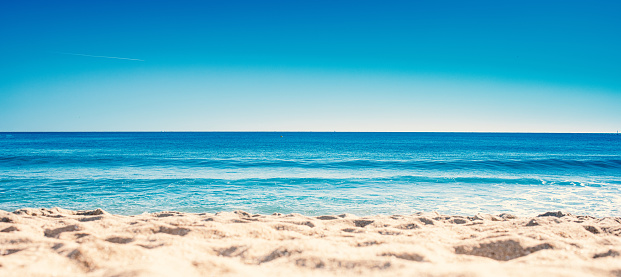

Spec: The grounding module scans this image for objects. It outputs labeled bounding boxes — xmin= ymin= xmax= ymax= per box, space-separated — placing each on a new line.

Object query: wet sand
xmin=1 ymin=208 xmax=620 ymax=276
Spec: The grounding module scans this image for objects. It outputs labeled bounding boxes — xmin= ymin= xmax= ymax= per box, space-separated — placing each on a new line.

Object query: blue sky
xmin=1 ymin=0 xmax=620 ymax=132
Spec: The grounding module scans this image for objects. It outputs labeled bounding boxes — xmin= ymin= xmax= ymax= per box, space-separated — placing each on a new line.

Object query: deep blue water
xmin=1 ymin=132 xmax=620 ymax=216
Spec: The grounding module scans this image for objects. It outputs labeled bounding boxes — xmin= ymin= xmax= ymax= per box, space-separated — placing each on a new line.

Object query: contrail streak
xmin=54 ymin=52 xmax=144 ymax=61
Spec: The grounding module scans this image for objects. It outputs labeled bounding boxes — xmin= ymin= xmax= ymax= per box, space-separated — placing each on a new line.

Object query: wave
xmin=0 ymin=175 xmax=612 ymax=189
xmin=2 ymin=155 xmax=620 ymax=171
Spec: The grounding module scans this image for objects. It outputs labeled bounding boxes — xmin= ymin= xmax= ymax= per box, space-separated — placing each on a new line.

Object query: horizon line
xmin=0 ymin=131 xmax=618 ymax=134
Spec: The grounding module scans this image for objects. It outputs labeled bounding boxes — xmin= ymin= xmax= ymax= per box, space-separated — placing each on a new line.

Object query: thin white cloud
xmin=54 ymin=52 xmax=144 ymax=61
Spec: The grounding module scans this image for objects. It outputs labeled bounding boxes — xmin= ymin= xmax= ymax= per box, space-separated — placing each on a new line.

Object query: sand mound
xmin=1 ymin=208 xmax=620 ymax=276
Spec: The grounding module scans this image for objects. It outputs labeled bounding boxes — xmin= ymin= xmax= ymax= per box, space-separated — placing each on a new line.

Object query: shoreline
xmin=1 ymin=208 xmax=620 ymax=276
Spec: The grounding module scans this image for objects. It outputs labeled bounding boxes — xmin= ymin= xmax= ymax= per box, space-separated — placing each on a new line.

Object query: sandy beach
xmin=0 ymin=208 xmax=619 ymax=277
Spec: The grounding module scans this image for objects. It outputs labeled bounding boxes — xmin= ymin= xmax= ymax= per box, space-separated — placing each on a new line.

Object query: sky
xmin=1 ymin=0 xmax=620 ymax=132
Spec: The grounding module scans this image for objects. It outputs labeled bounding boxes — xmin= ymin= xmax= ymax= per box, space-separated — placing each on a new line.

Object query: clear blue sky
xmin=1 ymin=0 xmax=620 ymax=132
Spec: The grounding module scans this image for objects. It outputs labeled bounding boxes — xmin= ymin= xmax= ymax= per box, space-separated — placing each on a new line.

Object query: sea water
xmin=0 ymin=132 xmax=620 ymax=216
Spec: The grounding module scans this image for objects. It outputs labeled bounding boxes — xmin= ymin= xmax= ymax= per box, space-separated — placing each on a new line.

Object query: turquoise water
xmin=1 ymin=132 xmax=620 ymax=216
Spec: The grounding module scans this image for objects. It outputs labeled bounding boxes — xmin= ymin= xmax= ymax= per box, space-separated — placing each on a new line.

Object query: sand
xmin=0 ymin=208 xmax=620 ymax=277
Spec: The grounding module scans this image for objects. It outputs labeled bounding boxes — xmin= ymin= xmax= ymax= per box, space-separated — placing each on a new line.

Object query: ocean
xmin=0 ymin=132 xmax=619 ymax=216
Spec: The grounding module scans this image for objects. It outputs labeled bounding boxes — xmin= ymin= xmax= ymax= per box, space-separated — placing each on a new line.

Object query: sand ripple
xmin=1 ymin=208 xmax=620 ymax=276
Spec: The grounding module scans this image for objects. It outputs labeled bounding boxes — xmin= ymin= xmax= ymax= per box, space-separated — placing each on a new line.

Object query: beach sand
xmin=0 ymin=208 xmax=620 ymax=276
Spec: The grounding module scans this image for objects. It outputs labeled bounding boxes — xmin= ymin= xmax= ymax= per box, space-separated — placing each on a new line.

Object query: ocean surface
xmin=0 ymin=132 xmax=620 ymax=217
